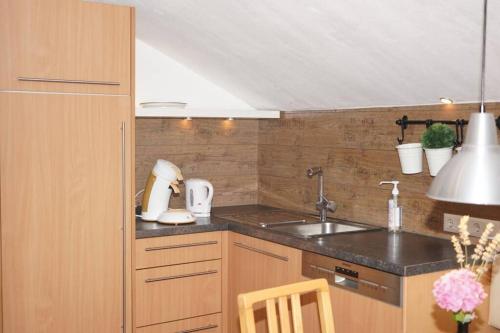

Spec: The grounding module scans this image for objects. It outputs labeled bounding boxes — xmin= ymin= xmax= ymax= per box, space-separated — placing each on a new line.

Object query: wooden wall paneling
xmin=258 ymin=103 xmax=500 ymax=237
xmin=0 ymin=0 xmax=131 ymax=95
xmin=135 ymin=118 xmax=259 ymax=207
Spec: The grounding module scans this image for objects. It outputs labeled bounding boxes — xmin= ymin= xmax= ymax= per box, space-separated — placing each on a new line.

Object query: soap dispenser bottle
xmin=379 ymin=181 xmax=402 ymax=232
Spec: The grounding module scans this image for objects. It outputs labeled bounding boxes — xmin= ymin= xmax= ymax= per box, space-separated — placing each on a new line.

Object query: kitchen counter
xmin=135 ymin=205 xmax=457 ymax=276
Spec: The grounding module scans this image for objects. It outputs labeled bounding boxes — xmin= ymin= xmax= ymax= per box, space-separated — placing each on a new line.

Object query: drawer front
xmin=136 ymin=313 xmax=222 ymax=333
xmin=136 ymin=260 xmax=222 ymax=327
xmin=136 ymin=232 xmax=222 ymax=269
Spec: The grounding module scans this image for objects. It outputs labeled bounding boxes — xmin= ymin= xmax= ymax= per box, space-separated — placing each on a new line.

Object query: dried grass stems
xmin=453 ymin=216 xmax=500 ymax=280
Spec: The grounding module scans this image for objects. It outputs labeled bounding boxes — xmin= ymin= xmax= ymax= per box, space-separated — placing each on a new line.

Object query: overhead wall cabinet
xmin=0 ymin=0 xmax=135 ymax=332
xmin=0 ymin=0 xmax=132 ymax=95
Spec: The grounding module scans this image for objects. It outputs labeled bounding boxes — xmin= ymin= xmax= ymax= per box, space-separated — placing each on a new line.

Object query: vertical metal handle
xmin=121 ymin=122 xmax=127 ymax=333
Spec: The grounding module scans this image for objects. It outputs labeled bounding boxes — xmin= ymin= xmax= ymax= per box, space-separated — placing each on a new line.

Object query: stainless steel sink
xmin=259 ymin=219 xmax=379 ymax=239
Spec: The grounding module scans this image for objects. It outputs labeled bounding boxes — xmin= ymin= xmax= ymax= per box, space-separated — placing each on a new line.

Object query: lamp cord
xmin=480 ymin=0 xmax=488 ymax=113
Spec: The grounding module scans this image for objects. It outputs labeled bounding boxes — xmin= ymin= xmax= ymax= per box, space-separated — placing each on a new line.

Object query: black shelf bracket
xmin=395 ymin=115 xmax=500 ymax=146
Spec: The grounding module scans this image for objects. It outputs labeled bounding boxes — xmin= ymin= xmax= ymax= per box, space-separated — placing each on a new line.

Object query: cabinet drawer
xmin=136 ymin=313 xmax=222 ymax=333
xmin=136 ymin=232 xmax=222 ymax=269
xmin=136 ymin=260 xmax=222 ymax=327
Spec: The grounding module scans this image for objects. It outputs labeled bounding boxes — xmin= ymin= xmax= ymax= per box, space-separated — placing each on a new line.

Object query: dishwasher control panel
xmin=302 ymin=251 xmax=402 ymax=307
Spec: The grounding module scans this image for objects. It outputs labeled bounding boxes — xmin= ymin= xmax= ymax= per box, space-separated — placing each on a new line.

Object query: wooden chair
xmin=238 ymin=278 xmax=335 ymax=333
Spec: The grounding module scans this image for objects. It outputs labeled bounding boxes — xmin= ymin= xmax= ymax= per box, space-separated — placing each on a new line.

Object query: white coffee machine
xmin=185 ymin=179 xmax=214 ymax=217
xmin=141 ymin=160 xmax=195 ymax=223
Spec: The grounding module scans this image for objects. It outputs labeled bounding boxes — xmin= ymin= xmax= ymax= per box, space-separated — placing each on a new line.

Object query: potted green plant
xmin=421 ymin=124 xmax=456 ymax=176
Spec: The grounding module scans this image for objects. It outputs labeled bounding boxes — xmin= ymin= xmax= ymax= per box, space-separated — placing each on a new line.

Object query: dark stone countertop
xmin=135 ymin=205 xmax=457 ymax=276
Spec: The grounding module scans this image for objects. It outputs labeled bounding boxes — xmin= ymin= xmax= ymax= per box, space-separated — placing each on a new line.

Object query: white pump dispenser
xmin=379 ymin=181 xmax=402 ymax=232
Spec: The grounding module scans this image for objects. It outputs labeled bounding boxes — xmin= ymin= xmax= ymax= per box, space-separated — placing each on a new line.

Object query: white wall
xmin=136 ymin=39 xmax=254 ymax=110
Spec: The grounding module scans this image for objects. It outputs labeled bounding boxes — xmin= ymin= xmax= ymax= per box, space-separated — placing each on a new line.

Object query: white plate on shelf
xmin=157 ymin=209 xmax=196 ymax=224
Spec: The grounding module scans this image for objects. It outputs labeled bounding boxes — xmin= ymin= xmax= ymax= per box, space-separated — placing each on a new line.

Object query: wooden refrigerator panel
xmin=0 ymin=92 xmax=131 ymax=333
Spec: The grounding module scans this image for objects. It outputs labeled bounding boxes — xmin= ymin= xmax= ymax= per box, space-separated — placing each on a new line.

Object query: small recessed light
xmin=185 ymin=117 xmax=192 ymax=121
xmin=227 ymin=117 xmax=234 ymax=121
xmin=440 ymin=97 xmax=454 ymax=104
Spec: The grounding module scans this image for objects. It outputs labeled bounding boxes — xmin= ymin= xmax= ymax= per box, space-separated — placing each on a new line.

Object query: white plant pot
xmin=396 ymin=143 xmax=423 ymax=174
xmin=424 ymin=147 xmax=453 ymax=176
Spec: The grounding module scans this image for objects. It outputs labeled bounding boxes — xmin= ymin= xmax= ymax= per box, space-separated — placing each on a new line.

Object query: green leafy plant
xmin=421 ymin=124 xmax=456 ymax=149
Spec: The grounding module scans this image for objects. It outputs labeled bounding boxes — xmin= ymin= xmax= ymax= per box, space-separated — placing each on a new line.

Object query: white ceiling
xmin=98 ymin=0 xmax=500 ymax=111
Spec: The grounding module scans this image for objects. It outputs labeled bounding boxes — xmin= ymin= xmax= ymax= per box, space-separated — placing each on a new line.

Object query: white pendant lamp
xmin=427 ymin=0 xmax=500 ymax=205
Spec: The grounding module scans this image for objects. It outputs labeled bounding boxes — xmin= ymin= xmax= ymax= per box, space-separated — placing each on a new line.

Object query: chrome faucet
xmin=306 ymin=167 xmax=337 ymax=222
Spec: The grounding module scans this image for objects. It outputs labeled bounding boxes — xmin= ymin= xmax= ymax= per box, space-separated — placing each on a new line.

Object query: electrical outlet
xmin=443 ymin=213 xmax=500 ymax=238
xmin=443 ymin=213 xmax=460 ymax=233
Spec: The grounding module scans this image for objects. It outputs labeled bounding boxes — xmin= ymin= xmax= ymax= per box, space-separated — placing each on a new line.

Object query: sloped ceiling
xmin=99 ymin=0 xmax=500 ymax=111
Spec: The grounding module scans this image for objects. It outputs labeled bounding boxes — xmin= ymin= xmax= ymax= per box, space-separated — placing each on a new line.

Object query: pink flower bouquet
xmin=433 ymin=269 xmax=487 ymax=323
xmin=433 ymin=216 xmax=500 ymax=326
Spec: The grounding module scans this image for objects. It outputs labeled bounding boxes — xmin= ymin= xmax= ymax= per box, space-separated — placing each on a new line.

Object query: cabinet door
xmin=0 ymin=92 xmax=132 ymax=333
xmin=331 ymin=286 xmax=402 ymax=333
xmin=228 ymin=233 xmax=303 ymax=333
xmin=0 ymin=0 xmax=131 ymax=94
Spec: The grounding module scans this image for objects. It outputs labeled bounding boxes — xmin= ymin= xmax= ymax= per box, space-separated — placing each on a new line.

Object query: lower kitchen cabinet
xmin=136 ymin=231 xmax=496 ymax=333
xmin=330 ymin=286 xmax=402 ymax=333
xmin=136 ymin=260 xmax=222 ymax=327
xmin=135 ymin=313 xmax=222 ymax=333
xmin=228 ymin=233 xmax=401 ymax=333
xmin=228 ymin=233 xmax=315 ymax=333
xmin=135 ymin=231 xmax=225 ymax=332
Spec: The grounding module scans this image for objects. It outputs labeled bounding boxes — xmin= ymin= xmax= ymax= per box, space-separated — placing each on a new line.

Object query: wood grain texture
xmin=403 ymin=270 xmax=496 ymax=333
xmin=258 ymin=103 xmax=500 ymax=237
xmin=135 ymin=260 xmax=222 ymax=327
xmin=0 ymin=92 xmax=131 ymax=333
xmin=228 ymin=233 xmax=303 ymax=333
xmin=228 ymin=233 xmax=320 ymax=333
xmin=135 ymin=313 xmax=222 ymax=333
xmin=135 ymin=232 xmax=222 ymax=269
xmin=136 ymin=118 xmax=258 ymax=207
xmin=221 ymin=231 xmax=230 ymax=333
xmin=237 ymin=279 xmax=334 ymax=333
xmin=0 ymin=0 xmax=131 ymax=94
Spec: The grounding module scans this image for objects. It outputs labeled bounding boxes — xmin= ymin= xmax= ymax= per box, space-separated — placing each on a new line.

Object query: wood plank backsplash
xmin=258 ymin=103 xmax=500 ymax=237
xmin=136 ymin=104 xmax=500 ymax=237
xmin=136 ymin=118 xmax=258 ymax=208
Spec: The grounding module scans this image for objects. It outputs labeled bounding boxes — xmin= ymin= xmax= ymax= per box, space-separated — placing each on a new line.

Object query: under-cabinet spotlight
xmin=185 ymin=117 xmax=192 ymax=121
xmin=227 ymin=117 xmax=234 ymax=121
xmin=439 ymin=97 xmax=454 ymax=104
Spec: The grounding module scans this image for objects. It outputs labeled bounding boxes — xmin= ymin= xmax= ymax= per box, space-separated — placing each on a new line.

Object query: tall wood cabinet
xmin=0 ymin=1 xmax=134 ymax=332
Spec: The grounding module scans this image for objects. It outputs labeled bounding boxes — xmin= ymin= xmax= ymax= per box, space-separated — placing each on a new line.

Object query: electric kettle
xmin=185 ymin=179 xmax=214 ymax=217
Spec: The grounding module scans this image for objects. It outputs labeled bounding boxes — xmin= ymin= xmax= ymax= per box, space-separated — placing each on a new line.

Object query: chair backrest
xmin=237 ymin=278 xmax=335 ymax=333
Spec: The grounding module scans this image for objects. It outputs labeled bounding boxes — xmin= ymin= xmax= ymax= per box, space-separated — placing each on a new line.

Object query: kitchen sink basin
xmin=259 ymin=219 xmax=380 ymax=239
